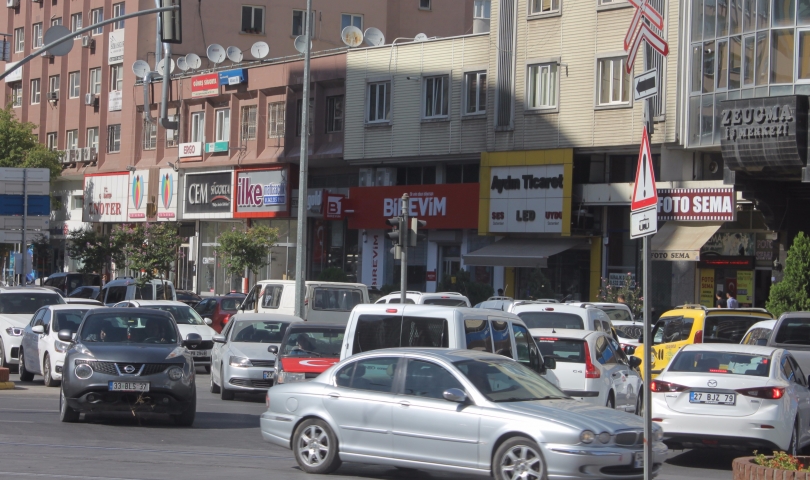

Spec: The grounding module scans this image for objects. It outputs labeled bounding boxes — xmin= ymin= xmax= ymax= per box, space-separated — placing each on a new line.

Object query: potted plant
xmin=732 ymin=451 xmax=810 ymax=480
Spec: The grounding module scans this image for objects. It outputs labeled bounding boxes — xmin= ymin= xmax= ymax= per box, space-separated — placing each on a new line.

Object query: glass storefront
xmin=252 ymin=219 xmax=298 ymax=281
xmin=513 ymin=249 xmax=591 ymax=301
xmin=309 ymin=219 xmax=359 ymax=282
xmin=199 ymin=221 xmax=244 ymax=295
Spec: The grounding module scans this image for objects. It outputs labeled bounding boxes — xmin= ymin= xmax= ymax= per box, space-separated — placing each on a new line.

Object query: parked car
xmin=58 ymin=307 xmax=200 ymax=425
xmin=64 ymin=298 xmax=103 ymax=306
xmin=375 ymin=291 xmax=471 ymax=307
xmin=67 ymin=286 xmax=100 ymax=299
xmin=43 ymin=273 xmax=101 ymax=296
xmin=210 ymin=313 xmax=302 ymax=400
xmin=512 ymin=302 xmax=614 ymax=332
xmin=113 ymin=300 xmax=217 ymax=372
xmin=0 ymin=287 xmax=65 ymax=369
xmin=96 ymin=278 xmax=177 ymax=306
xmin=175 ymin=290 xmax=202 ymax=307
xmin=274 ymin=323 xmax=345 ymax=385
xmin=535 ymin=330 xmax=643 ymax=412
xmin=194 ymin=296 xmax=243 ymax=333
xmin=741 ymin=319 xmax=777 ymax=346
xmin=239 ymin=280 xmax=369 ymax=324
xmin=261 ymin=348 xmax=667 ymax=478
xmin=766 ymin=313 xmax=810 ymax=376
xmin=18 ymin=304 xmax=104 ymax=386
xmin=651 ymin=343 xmax=810 ymax=456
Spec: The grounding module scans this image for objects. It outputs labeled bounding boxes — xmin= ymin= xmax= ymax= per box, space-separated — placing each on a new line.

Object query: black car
xmin=68 ymin=286 xmax=100 ymax=299
xmin=58 ymin=308 xmax=200 ymax=426
xmin=176 ymin=290 xmax=202 ymax=307
xmin=44 ymin=273 xmax=101 ymax=296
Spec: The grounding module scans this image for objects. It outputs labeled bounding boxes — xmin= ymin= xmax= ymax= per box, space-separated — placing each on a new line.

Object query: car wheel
xmin=43 ymin=354 xmax=59 ymax=387
xmin=494 ymin=436 xmax=546 ymax=480
xmin=635 ymin=392 xmax=643 ymax=416
xmin=203 ymin=365 xmax=211 ymax=374
xmin=293 ymin=418 xmax=342 ymax=474
xmin=173 ymin=389 xmax=196 ymax=427
xmin=18 ymin=348 xmax=34 ymax=382
xmin=59 ymin=387 xmax=80 ymax=423
xmin=220 ymin=365 xmax=234 ymax=401
xmin=209 ymin=369 xmax=220 ymax=394
xmin=606 ymin=392 xmax=615 ymax=409
xmin=789 ymin=419 xmax=800 ymax=457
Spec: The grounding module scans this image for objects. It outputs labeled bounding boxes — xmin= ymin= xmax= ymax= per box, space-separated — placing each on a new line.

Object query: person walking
xmin=715 ymin=292 xmax=726 ymax=308
xmin=726 ymin=292 xmax=739 ymax=309
xmin=617 ymin=294 xmax=626 ymax=304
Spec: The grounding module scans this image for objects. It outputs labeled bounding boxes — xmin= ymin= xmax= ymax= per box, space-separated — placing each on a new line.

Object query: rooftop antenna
xmin=341 ymin=26 xmax=363 ymax=47
xmin=176 ymin=56 xmax=189 ymax=71
xmin=156 ymin=57 xmax=175 ymax=76
xmin=206 ymin=44 xmax=226 ymax=69
xmin=363 ymin=27 xmax=385 ymax=47
xmin=132 ymin=60 xmax=150 ymax=79
xmin=185 ymin=53 xmax=202 ymax=72
xmin=414 ymin=33 xmax=428 ymax=42
xmin=250 ymin=41 xmax=269 ymax=59
xmin=293 ymin=35 xmax=311 ymax=54
xmin=226 ymin=46 xmax=243 ymax=64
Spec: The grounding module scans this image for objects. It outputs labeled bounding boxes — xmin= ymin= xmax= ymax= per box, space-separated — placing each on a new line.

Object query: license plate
xmin=634 ymin=452 xmax=643 ymax=468
xmin=262 ymin=371 xmax=274 ymax=380
xmin=188 ymin=349 xmax=211 ymax=357
xmin=689 ymin=391 xmax=736 ymax=405
xmin=108 ymin=381 xmax=150 ymax=392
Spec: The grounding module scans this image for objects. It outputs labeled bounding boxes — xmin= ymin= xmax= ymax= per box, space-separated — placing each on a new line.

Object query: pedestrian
xmin=102 ymin=273 xmax=109 ymax=286
xmin=497 ymin=288 xmax=504 ymax=296
xmin=715 ymin=292 xmax=726 ymax=308
xmin=617 ymin=294 xmax=626 ymax=304
xmin=726 ymin=291 xmax=739 ymax=309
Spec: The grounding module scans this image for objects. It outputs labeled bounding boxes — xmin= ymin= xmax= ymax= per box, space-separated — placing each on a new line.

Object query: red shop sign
xmin=657 ymin=188 xmax=735 ymax=222
xmin=191 ymin=73 xmax=220 ymax=98
xmin=347 ymin=183 xmax=479 ymax=230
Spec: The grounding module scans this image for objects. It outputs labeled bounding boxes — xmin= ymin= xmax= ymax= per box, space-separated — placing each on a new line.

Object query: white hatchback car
xmin=741 ymin=319 xmax=777 ymax=346
xmin=536 ymin=329 xmax=643 ymax=412
xmin=651 ymin=343 xmax=810 ymax=455
xmin=18 ymin=304 xmax=104 ymax=386
xmin=512 ymin=302 xmax=614 ymax=332
xmin=0 ymin=287 xmax=65 ymax=370
xmin=375 ymin=291 xmax=471 ymax=307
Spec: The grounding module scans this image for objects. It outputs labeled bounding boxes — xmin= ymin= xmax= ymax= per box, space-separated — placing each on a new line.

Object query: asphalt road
xmin=0 ymin=370 xmax=741 ymax=480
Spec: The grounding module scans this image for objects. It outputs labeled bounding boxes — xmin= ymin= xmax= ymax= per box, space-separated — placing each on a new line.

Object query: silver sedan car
xmin=261 ymin=348 xmax=667 ymax=480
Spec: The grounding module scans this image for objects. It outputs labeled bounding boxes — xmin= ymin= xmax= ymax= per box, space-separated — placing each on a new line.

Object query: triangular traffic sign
xmin=631 ymin=126 xmax=657 ymax=211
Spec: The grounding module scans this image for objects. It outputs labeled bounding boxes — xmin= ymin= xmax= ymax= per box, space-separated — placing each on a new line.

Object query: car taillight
xmin=582 ymin=342 xmax=600 ymax=378
xmin=693 ymin=329 xmax=703 ymax=343
xmin=736 ymin=387 xmax=785 ymax=399
xmin=650 ymin=380 xmax=689 ymax=392
xmin=222 ymin=314 xmax=231 ymax=324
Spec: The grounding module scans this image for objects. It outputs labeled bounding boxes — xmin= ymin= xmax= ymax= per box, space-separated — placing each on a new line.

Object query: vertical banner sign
xmin=156 ymin=168 xmax=178 ymax=221
xmin=108 ymin=29 xmax=125 ymax=65
xmin=700 ymin=269 xmax=715 ymax=308
xmin=361 ymin=230 xmax=385 ymax=288
xmin=128 ymin=170 xmax=149 ymax=221
xmin=737 ymin=270 xmax=754 ymax=305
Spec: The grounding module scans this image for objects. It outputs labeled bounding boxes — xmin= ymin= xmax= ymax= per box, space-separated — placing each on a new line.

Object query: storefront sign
xmin=608 ymin=273 xmax=636 ymax=287
xmin=426 ymin=271 xmax=437 ymax=282
xmin=127 ymin=170 xmax=149 ymax=221
xmin=737 ymin=270 xmax=754 ymax=304
xmin=234 ymin=168 xmax=288 ymax=218
xmin=108 ymin=90 xmax=122 ymax=112
xmin=700 ymin=269 xmax=715 ymax=308
xmin=324 ymin=193 xmax=345 ymax=220
xmin=347 ymin=183 xmax=479 ymax=230
xmin=4 ymin=62 xmax=21 ymax=83
xmin=191 ymin=73 xmax=220 ymax=98
xmin=218 ymin=69 xmax=246 ymax=86
xmin=83 ymin=173 xmax=129 ymax=222
xmin=698 ymin=256 xmax=756 ymax=269
xmin=720 ymin=96 xmax=808 ymax=170
xmin=205 ymin=141 xmax=229 ymax=153
xmin=657 ymin=188 xmax=735 ymax=221
xmin=157 ymin=169 xmax=178 ymax=221
xmin=179 ymin=142 xmax=203 ymax=160
xmin=485 ymin=165 xmax=567 ymax=234
xmin=183 ymin=171 xmax=233 ymax=218
xmin=108 ymin=29 xmax=125 ymax=65
xmin=361 ymin=230 xmax=385 ymax=288
xmin=702 ymin=232 xmax=755 ymax=256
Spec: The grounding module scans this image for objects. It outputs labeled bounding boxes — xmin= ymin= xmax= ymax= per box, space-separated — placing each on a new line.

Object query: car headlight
xmin=54 ymin=340 xmax=70 ymax=353
xmin=165 ymin=346 xmax=186 ymax=359
xmin=4 ymin=327 xmax=23 ymax=336
xmin=229 ymin=356 xmax=252 ymax=367
xmin=75 ymin=344 xmax=94 ymax=357
xmin=653 ymin=428 xmax=664 ymax=442
xmin=277 ymin=371 xmax=305 ymax=384
xmin=597 ymin=432 xmax=611 ymax=444
xmin=167 ymin=366 xmax=183 ymax=381
xmin=74 ymin=363 xmax=93 ymax=380
xmin=580 ymin=430 xmax=595 ymax=444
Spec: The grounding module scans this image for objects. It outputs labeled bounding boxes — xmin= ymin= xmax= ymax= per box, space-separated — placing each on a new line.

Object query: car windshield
xmin=282 ymin=328 xmax=345 ymax=357
xmin=454 ymin=358 xmax=568 ymax=402
xmin=0 ymin=293 xmax=64 ymax=314
xmin=53 ymin=309 xmax=91 ymax=333
xmin=423 ymin=298 xmax=468 ymax=306
xmin=535 ymin=337 xmax=586 ymax=363
xmin=79 ymin=314 xmax=178 ymax=344
xmin=143 ymin=305 xmax=205 ymax=325
xmin=230 ymin=320 xmax=290 ymax=343
xmin=600 ymin=308 xmax=632 ymax=321
xmin=773 ymin=318 xmax=810 ymax=345
xmin=669 ymin=350 xmax=772 ymax=376
xmin=703 ymin=315 xmax=769 ymax=344
xmin=516 ymin=311 xmax=584 ymax=329
xmin=220 ymin=298 xmax=241 ymax=311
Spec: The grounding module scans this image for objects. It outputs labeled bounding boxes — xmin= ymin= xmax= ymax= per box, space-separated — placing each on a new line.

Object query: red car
xmin=274 ymin=323 xmax=344 ymax=384
xmin=193 ymin=296 xmax=242 ymax=333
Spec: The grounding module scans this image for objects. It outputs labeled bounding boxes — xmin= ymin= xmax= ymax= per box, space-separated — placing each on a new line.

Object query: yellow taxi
xmin=633 ymin=305 xmax=774 ymax=378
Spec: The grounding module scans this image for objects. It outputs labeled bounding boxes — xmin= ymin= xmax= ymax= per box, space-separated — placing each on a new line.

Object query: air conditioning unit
xmin=81 ymin=147 xmax=92 ymax=162
xmin=81 ymin=36 xmax=94 ymax=48
xmin=375 ymin=167 xmax=396 ymax=187
xmin=6 ymin=0 xmax=19 ymax=8
xmin=84 ymin=93 xmax=98 ymax=106
xmin=58 ymin=151 xmax=70 ymax=164
xmin=47 ymin=91 xmax=58 ymax=101
xmin=74 ymin=148 xmax=84 ymax=162
xmin=359 ymin=168 xmax=375 ymax=187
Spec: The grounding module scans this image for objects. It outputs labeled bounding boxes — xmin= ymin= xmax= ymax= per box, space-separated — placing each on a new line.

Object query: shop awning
xmin=651 ymin=222 xmax=723 ymax=261
xmin=463 ymin=238 xmax=587 ymax=268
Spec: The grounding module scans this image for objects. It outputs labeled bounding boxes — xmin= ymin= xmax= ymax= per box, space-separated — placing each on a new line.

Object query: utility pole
xmin=642 ymin=96 xmax=653 ymax=480
xmin=399 ymin=193 xmax=409 ymax=304
xmin=21 ymin=169 xmax=27 ymax=285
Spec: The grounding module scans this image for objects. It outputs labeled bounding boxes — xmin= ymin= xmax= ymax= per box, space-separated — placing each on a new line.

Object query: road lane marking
xmin=0 ymin=441 xmax=292 ymax=460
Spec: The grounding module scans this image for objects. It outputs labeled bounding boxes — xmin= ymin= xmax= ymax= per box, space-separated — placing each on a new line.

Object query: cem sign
xmin=488 ymin=165 xmax=566 ymax=234
xmin=183 ymin=171 xmax=233 ymax=218
xmin=720 ymin=96 xmax=808 ymax=170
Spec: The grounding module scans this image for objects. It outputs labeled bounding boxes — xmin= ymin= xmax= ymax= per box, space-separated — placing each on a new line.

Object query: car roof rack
xmin=390 ymin=291 xmax=422 ymax=295
xmin=676 ymin=304 xmax=707 ymax=310
xmin=486 ymin=296 xmax=513 ymax=301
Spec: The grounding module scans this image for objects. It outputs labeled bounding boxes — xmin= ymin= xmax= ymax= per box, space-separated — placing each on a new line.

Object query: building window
xmin=397 ymin=166 xmax=437 ymax=185
xmin=527 ymin=63 xmax=558 ymax=109
xmin=49 ymin=75 xmax=60 ymax=98
xmin=51 ymin=18 xmax=62 ymax=27
xmin=143 ymin=118 xmax=157 ymax=150
xmin=46 ymin=133 xmax=58 ymax=150
xmin=465 ymin=71 xmax=486 ymax=114
xmin=215 ymin=108 xmax=230 ymax=142
xmin=10 ymin=83 xmax=22 ymax=107
xmin=107 ymin=124 xmax=121 ymax=153
xmin=326 ymin=95 xmax=344 ymax=133
xmin=30 ymin=78 xmax=40 ymax=105
xmin=423 ymin=75 xmax=449 ymax=118
xmin=597 ymin=57 xmax=630 ymax=105
xmin=474 ymin=0 xmax=491 ymax=18
xmin=190 ymin=112 xmax=205 ymax=143
xmin=89 ymin=68 xmax=101 ymax=95
xmin=14 ymin=28 xmax=23 ymax=53
xmin=241 ymin=6 xmax=264 ymax=34
xmin=71 ymin=13 xmax=83 ymax=39
xmin=420 ymin=0 xmax=432 ymax=10
xmin=367 ymin=81 xmax=391 ymax=123
xmin=267 ymin=102 xmax=285 ymax=138
xmin=69 ymin=71 xmax=81 ymax=98
xmin=295 ymin=98 xmax=313 ymax=136
xmin=72 ymin=195 xmax=84 ymax=209
xmin=166 ymin=116 xmax=179 ymax=147
xmin=240 ymin=105 xmax=257 ymax=142
xmin=91 ymin=8 xmax=104 ymax=36
xmin=341 ymin=14 xmax=363 ymax=32
xmin=87 ymin=127 xmax=99 ymax=150
xmin=112 ymin=3 xmax=125 ymax=30
xmin=32 ymin=23 xmax=42 ymax=49
xmin=292 ymin=9 xmax=315 ymax=37
xmin=446 ymin=164 xmax=480 ymax=184
xmin=530 ymin=0 xmax=559 ymax=15
xmin=66 ymin=129 xmax=79 ymax=150
xmin=111 ymin=65 xmax=123 ymax=91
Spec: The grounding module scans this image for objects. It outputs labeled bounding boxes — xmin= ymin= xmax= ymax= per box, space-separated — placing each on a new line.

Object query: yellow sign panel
xmin=737 ymin=270 xmax=753 ymax=305
xmin=700 ymin=269 xmax=715 ymax=308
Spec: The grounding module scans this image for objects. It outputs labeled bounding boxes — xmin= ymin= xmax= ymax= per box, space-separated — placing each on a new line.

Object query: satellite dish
xmin=414 ymin=33 xmax=428 ymax=42
xmin=250 ymin=41 xmax=270 ymax=59
xmin=185 ymin=53 xmax=201 ymax=70
xmin=132 ymin=60 xmax=150 ymax=79
xmin=293 ymin=35 xmax=312 ymax=54
xmin=206 ymin=44 xmax=226 ymax=64
xmin=43 ymin=26 xmax=73 ymax=56
xmin=176 ymin=56 xmax=189 ymax=71
xmin=156 ymin=58 xmax=175 ymax=76
xmin=341 ymin=26 xmax=363 ymax=47
xmin=364 ymin=27 xmax=385 ymax=47
xmin=226 ymin=46 xmax=243 ymax=63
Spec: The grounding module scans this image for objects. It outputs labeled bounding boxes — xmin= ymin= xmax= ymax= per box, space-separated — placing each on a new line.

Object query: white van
xmin=340 ymin=304 xmax=559 ymax=385
xmin=239 ymin=280 xmax=369 ymax=324
xmin=96 ymin=278 xmax=177 ymax=306
xmin=374 ymin=291 xmax=471 ymax=307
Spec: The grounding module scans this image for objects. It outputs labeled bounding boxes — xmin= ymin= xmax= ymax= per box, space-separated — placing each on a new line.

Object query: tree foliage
xmin=215 ymin=225 xmax=279 ymax=280
xmin=436 ymin=269 xmax=494 ymax=306
xmin=0 ymin=106 xmax=61 ymax=180
xmin=597 ymin=273 xmax=643 ymax=319
xmin=767 ymin=232 xmax=810 ymax=317
xmin=113 ymin=223 xmax=182 ymax=296
xmin=66 ymin=228 xmax=111 ymax=274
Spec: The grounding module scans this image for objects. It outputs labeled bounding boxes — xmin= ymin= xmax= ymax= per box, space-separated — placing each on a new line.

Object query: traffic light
xmin=386 ymin=216 xmax=404 ymax=259
xmin=409 ymin=218 xmax=426 ymax=247
xmin=159 ymin=0 xmax=182 ymax=44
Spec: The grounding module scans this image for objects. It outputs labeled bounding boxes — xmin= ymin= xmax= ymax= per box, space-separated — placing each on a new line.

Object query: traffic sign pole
xmin=643 ymin=96 xmax=653 ymax=480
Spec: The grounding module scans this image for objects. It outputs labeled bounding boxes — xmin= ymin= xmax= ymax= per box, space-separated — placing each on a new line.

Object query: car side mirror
xmin=212 ymin=334 xmax=226 ymax=344
xmin=203 ymin=318 xmax=213 ymax=326
xmin=637 ymin=335 xmax=644 ymax=344
xmin=628 ymin=356 xmax=642 ymax=368
xmin=268 ymin=345 xmax=279 ymax=355
xmin=443 ymin=388 xmax=468 ymax=404
xmin=57 ymin=329 xmax=74 ymax=342
xmin=623 ymin=345 xmax=637 ymax=356
xmin=543 ymin=357 xmax=557 ymax=370
xmin=32 ymin=325 xmax=45 ymax=335
xmin=184 ymin=333 xmax=202 ymax=347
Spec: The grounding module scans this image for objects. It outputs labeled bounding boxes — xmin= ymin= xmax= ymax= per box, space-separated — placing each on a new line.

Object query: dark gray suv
xmin=59 ymin=308 xmax=201 ymax=426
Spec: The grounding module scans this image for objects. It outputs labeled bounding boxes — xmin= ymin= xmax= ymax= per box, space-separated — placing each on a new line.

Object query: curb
xmin=0 ymin=367 xmax=8 ymax=382
xmin=0 ymin=381 xmax=14 ymax=390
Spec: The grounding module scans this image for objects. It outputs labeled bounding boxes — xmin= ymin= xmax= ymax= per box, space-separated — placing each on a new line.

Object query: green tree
xmin=215 ymin=225 xmax=279 ymax=283
xmin=597 ymin=273 xmax=643 ymax=319
xmin=113 ymin=223 xmax=182 ymax=298
xmin=767 ymin=232 xmax=810 ymax=317
xmin=526 ymin=268 xmax=556 ymax=300
xmin=66 ymin=228 xmax=112 ymax=274
xmin=436 ymin=269 xmax=494 ymax=306
xmin=0 ymin=106 xmax=61 ymax=180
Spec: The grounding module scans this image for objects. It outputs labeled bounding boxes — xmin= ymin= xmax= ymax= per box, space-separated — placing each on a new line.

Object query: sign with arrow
xmin=634 ymin=68 xmax=658 ymax=101
xmin=624 ymin=0 xmax=668 ymax=73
